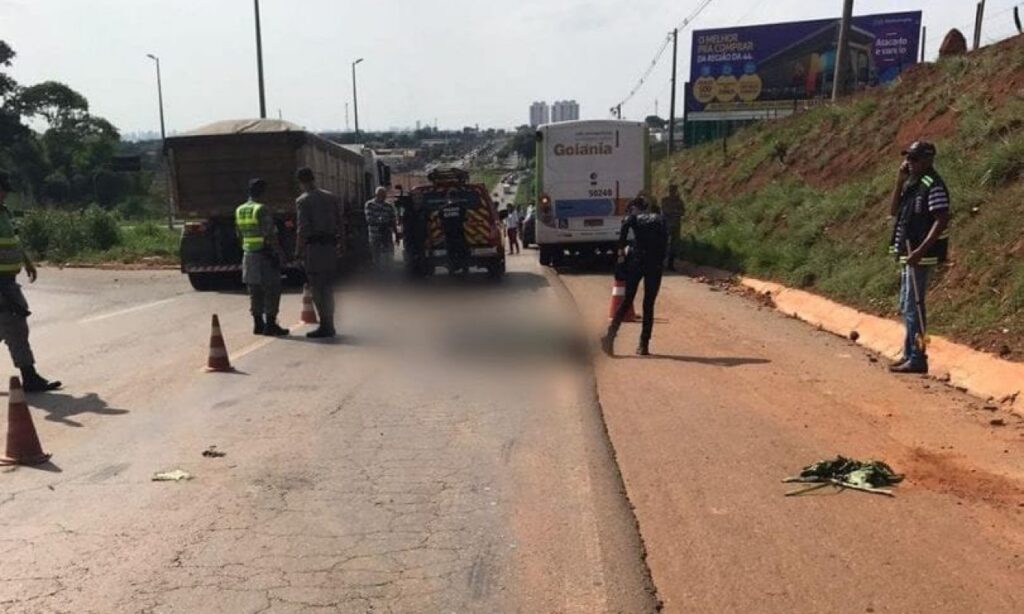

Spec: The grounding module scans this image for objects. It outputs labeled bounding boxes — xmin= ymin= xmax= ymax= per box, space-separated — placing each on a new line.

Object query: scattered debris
xmin=983 ymin=404 xmax=999 ymax=411
xmin=849 ymin=331 xmax=860 ymax=342
xmin=783 ymin=456 xmax=904 ymax=497
xmin=990 ymin=419 xmax=1006 ymax=427
xmin=152 ymin=469 xmax=193 ymax=482
xmin=868 ymin=356 xmax=879 ymax=363
xmin=202 ymin=446 xmax=226 ymax=458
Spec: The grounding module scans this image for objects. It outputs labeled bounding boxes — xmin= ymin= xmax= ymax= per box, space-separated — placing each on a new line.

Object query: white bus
xmin=534 ymin=119 xmax=650 ymax=266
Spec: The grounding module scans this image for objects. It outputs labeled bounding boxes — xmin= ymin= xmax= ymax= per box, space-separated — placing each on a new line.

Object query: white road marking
xmin=79 ymin=297 xmax=181 ymax=324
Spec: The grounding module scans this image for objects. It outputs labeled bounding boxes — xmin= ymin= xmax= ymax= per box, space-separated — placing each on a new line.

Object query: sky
xmin=1 ymin=0 xmax=1021 ymax=135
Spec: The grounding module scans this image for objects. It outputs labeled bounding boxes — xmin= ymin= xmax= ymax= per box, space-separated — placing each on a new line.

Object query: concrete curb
xmin=740 ymin=277 xmax=1023 ymax=417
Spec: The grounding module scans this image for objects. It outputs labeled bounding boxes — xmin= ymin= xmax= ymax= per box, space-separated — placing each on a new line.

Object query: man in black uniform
xmin=888 ymin=141 xmax=950 ymax=374
xmin=440 ymin=189 xmax=469 ymax=275
xmin=398 ymin=187 xmax=428 ymax=277
xmin=601 ymin=196 xmax=668 ymax=356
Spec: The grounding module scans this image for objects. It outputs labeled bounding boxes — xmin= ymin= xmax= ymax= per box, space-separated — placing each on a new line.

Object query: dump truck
xmin=165 ymin=119 xmax=388 ymax=290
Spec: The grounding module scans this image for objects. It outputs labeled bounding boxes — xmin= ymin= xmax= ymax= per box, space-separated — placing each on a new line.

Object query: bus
xmin=534 ymin=119 xmax=650 ymax=266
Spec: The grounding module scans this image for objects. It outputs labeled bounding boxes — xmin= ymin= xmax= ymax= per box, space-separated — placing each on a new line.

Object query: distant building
xmin=551 ymin=100 xmax=580 ymax=123
xmin=529 ymin=101 xmax=550 ymax=128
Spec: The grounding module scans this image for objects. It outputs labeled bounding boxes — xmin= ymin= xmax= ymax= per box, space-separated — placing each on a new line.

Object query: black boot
xmin=253 ymin=315 xmax=265 ymax=335
xmin=263 ymin=319 xmax=289 ymax=337
xmin=306 ymin=327 xmax=336 ymax=339
xmin=636 ymin=341 xmax=650 ymax=356
xmin=21 ymin=366 xmax=62 ymax=393
xmin=599 ymin=334 xmax=615 ymax=356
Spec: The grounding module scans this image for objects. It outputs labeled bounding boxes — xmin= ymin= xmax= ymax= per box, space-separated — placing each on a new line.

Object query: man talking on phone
xmin=888 ymin=141 xmax=950 ymax=374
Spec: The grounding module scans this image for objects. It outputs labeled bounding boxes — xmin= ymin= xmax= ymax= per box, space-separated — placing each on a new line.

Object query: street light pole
xmin=352 ymin=58 xmax=364 ymax=142
xmin=832 ymin=0 xmax=854 ymax=100
xmin=668 ymin=28 xmax=679 ymax=156
xmin=147 ymin=54 xmax=173 ymax=230
xmin=254 ymin=0 xmax=267 ymax=118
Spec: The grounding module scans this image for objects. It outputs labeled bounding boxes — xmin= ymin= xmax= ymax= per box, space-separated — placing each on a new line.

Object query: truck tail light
xmin=183 ymin=222 xmax=206 ymax=236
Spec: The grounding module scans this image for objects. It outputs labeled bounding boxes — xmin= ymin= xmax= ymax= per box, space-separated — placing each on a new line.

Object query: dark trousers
xmin=306 ymin=272 xmax=335 ymax=331
xmin=608 ymin=260 xmax=663 ymax=343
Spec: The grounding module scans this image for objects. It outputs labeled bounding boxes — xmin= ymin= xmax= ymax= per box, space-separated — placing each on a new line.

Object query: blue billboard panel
xmin=687 ymin=11 xmax=922 ymax=115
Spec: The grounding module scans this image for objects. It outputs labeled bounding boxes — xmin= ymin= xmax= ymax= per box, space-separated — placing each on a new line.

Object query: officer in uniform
xmin=888 ymin=141 xmax=950 ymax=374
xmin=440 ymin=189 xmax=469 ymax=275
xmin=0 ymin=171 xmax=60 ymax=392
xmin=236 ymin=178 xmax=289 ymax=336
xmin=601 ymin=195 xmax=668 ymax=357
xmin=399 ymin=187 xmax=429 ymax=278
xmin=295 ymin=167 xmax=342 ymax=339
xmin=660 ymin=183 xmax=685 ymax=271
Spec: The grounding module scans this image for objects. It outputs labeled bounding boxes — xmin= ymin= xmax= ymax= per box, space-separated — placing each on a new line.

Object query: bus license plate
xmin=584 ymin=219 xmax=604 ymax=227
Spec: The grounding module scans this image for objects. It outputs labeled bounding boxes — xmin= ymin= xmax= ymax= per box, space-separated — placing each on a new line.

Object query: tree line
xmin=0 ymin=40 xmax=157 ymax=216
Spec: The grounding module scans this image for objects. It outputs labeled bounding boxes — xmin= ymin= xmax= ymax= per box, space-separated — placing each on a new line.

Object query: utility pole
xmin=920 ymin=26 xmax=927 ymax=62
xmin=832 ymin=0 xmax=854 ymax=101
xmin=973 ymin=1 xmax=987 ymax=50
xmin=254 ymin=0 xmax=266 ymax=118
xmin=345 ymin=102 xmax=350 ymax=131
xmin=352 ymin=58 xmax=364 ymax=142
xmin=668 ymin=27 xmax=679 ymax=156
xmin=146 ymin=54 xmax=172 ymax=230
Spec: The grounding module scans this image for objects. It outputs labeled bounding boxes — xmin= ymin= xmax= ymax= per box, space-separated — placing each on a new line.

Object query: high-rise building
xmin=529 ymin=101 xmax=550 ymax=128
xmin=551 ymin=100 xmax=580 ymax=123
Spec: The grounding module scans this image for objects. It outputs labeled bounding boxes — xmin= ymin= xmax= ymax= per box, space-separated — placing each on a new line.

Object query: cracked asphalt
xmin=0 ymin=257 xmax=655 ymax=613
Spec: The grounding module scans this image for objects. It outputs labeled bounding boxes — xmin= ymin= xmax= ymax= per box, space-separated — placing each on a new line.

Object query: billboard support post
xmin=832 ymin=0 xmax=854 ymax=101
xmin=921 ymin=26 xmax=927 ymax=62
xmin=668 ymin=28 xmax=679 ymax=157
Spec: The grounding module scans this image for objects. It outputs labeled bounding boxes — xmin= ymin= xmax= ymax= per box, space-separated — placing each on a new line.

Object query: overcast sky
xmin=2 ymin=0 xmax=1020 ymax=135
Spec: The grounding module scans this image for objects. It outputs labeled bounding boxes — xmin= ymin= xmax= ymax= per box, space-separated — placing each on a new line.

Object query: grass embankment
xmin=20 ymin=208 xmax=179 ymax=266
xmin=470 ymin=169 xmax=503 ymax=194
xmin=514 ymin=172 xmax=535 ymax=206
xmin=658 ymin=36 xmax=1024 ymax=359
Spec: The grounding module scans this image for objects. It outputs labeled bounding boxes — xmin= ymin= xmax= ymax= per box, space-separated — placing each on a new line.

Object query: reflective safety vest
xmin=890 ymin=171 xmax=950 ymax=266
xmin=0 ymin=208 xmax=23 ymax=275
xmin=235 ymin=201 xmax=265 ymax=253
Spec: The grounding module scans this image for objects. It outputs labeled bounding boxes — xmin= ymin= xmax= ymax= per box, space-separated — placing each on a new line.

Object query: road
xmin=0 ymin=259 xmax=654 ymax=613
xmin=561 ymin=270 xmax=1024 ymax=614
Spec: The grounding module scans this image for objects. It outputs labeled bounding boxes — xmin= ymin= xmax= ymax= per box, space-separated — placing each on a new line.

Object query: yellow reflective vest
xmin=235 ymin=201 xmax=265 ymax=253
xmin=0 ymin=207 xmax=23 ymax=275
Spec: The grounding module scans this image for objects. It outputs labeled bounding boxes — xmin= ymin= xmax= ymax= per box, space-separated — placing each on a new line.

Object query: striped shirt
xmin=927 ymin=184 xmax=950 ymax=211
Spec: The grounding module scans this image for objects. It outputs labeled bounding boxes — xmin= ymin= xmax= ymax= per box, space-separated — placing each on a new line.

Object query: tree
xmin=17 ymin=81 xmax=88 ymax=127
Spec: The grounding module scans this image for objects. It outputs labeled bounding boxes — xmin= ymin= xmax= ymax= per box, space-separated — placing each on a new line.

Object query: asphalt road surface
xmin=0 ymin=258 xmax=654 ymax=613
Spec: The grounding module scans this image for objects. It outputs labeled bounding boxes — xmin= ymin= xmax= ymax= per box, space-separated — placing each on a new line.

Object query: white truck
xmin=533 ymin=120 xmax=649 ymax=266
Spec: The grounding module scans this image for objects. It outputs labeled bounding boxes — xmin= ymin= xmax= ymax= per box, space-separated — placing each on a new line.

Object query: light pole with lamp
xmin=146 ymin=53 xmax=173 ymax=230
xmin=352 ymin=58 xmax=364 ymax=142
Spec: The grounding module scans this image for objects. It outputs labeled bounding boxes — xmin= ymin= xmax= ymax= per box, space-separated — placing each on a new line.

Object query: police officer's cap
xmin=248 ymin=178 xmax=267 ymax=194
xmin=0 ymin=171 xmax=12 ymax=192
xmin=901 ymin=141 xmax=937 ymax=160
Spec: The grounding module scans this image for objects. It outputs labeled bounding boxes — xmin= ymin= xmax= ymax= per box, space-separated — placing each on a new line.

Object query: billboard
xmin=687 ymin=11 xmax=922 ymax=117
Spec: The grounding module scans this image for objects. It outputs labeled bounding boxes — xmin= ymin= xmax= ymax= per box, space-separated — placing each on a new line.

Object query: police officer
xmin=399 ymin=188 xmax=429 ymax=278
xmin=440 ymin=189 xmax=469 ymax=275
xmin=601 ymin=195 xmax=668 ymax=357
xmin=236 ymin=178 xmax=289 ymax=336
xmin=295 ymin=167 xmax=342 ymax=339
xmin=888 ymin=141 xmax=950 ymax=374
xmin=660 ymin=183 xmax=685 ymax=271
xmin=0 ymin=171 xmax=60 ymax=392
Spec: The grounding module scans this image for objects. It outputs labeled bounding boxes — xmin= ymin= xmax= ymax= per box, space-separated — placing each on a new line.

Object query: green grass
xmin=659 ymin=36 xmax=1024 ymax=350
xmin=74 ymin=222 xmax=179 ymax=264
xmin=514 ymin=172 xmax=535 ymax=206
xmin=470 ymin=168 xmax=503 ymax=193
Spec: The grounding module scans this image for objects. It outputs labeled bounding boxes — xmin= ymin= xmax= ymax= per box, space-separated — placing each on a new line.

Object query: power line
xmin=611 ymin=0 xmax=716 ymax=116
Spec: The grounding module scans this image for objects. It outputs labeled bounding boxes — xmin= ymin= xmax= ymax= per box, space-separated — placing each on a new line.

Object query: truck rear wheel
xmin=539 ymin=246 xmax=553 ymax=267
xmin=188 ymin=273 xmax=216 ymax=292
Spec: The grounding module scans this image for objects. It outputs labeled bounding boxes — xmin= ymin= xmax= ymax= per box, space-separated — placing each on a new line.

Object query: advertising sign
xmin=687 ymin=11 xmax=922 ymax=117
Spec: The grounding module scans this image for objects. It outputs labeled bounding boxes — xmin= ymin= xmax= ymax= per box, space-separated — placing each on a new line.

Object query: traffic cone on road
xmin=205 ymin=314 xmax=234 ymax=373
xmin=608 ymin=278 xmax=637 ymax=322
xmin=300 ymin=285 xmax=318 ymax=325
xmin=1 ymin=376 xmax=51 ymax=466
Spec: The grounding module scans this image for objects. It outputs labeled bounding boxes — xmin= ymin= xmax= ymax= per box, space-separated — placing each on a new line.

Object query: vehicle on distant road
xmin=166 ymin=119 xmax=389 ymax=290
xmin=534 ymin=119 xmax=649 ymax=266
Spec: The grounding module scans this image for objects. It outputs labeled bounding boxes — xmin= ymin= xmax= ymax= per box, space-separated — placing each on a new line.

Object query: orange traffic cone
xmin=205 ymin=314 xmax=234 ymax=372
xmin=300 ymin=284 xmax=318 ymax=324
xmin=608 ymin=278 xmax=637 ymax=322
xmin=1 ymin=376 xmax=51 ymax=466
